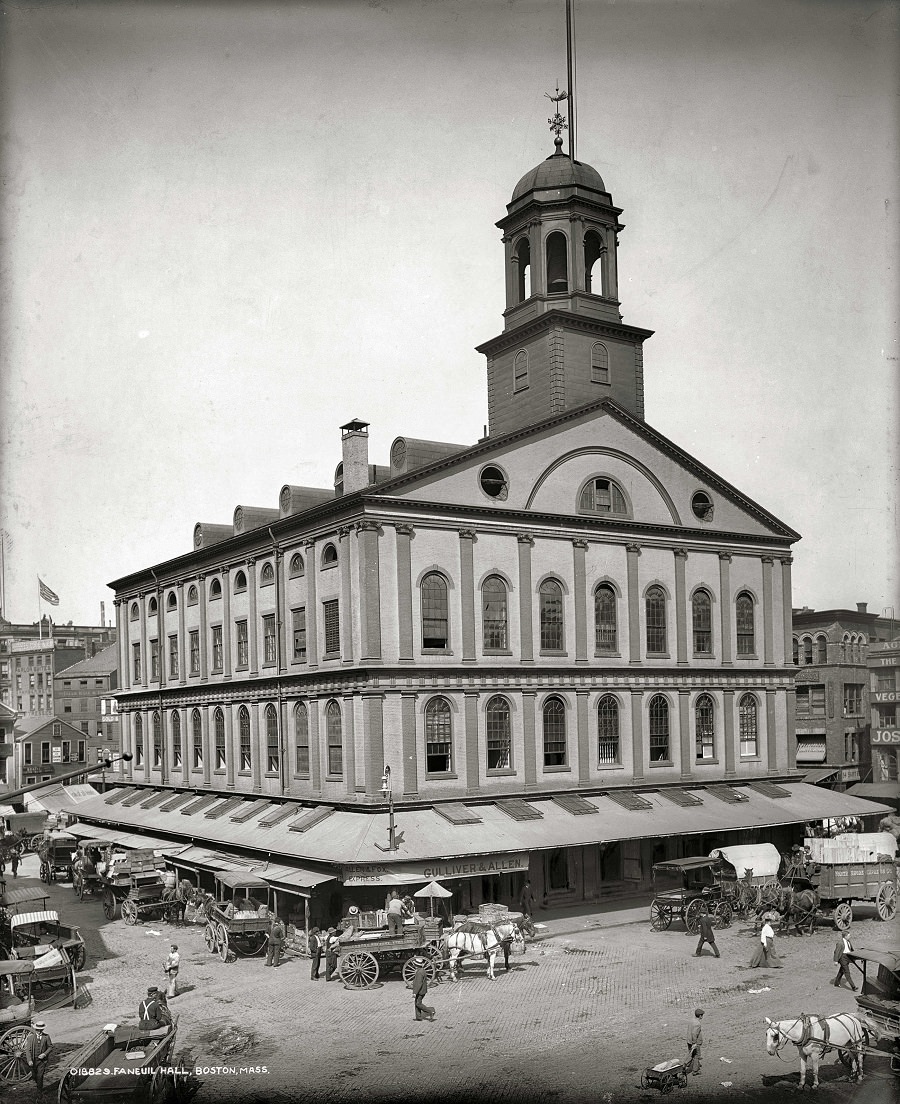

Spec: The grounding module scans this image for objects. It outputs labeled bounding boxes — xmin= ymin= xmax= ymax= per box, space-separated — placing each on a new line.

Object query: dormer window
xmin=579 ymin=477 xmax=627 ymax=516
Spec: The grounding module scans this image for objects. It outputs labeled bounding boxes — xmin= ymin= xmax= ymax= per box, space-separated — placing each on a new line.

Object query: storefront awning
xmin=796 ymin=739 xmax=827 ymax=764
xmin=66 ymin=821 xmax=189 ymax=857
xmin=25 ymin=784 xmax=100 ymax=814
xmin=845 ymin=783 xmax=900 ymax=803
xmin=802 ymin=768 xmax=840 ymax=785
xmin=166 ymin=848 xmax=332 ymax=896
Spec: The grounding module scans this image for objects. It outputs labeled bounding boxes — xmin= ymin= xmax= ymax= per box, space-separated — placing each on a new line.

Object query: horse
xmin=765 ymin=1013 xmax=876 ymax=1089
xmin=771 ymin=882 xmax=820 ymax=935
xmin=447 ymin=920 xmax=520 ymax=980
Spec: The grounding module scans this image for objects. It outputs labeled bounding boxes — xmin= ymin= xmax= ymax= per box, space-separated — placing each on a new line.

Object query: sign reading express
xmin=342 ymin=852 xmax=529 ymax=885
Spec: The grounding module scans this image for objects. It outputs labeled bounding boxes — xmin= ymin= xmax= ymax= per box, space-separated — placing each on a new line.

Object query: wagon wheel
xmin=204 ymin=921 xmax=218 ymax=954
xmin=217 ymin=922 xmax=230 ymax=962
xmin=122 ymin=898 xmax=139 ymax=926
xmin=70 ymin=942 xmax=87 ymax=971
xmin=57 ymin=1069 xmax=74 ymax=1104
xmin=39 ymin=862 xmax=49 ymax=884
xmin=424 ymin=941 xmax=446 ymax=971
xmin=876 ymin=881 xmax=897 ymax=921
xmin=685 ymin=899 xmax=707 ymax=935
xmin=401 ymin=954 xmax=439 ymax=985
xmin=761 ymin=881 xmax=782 ymax=907
xmin=0 ymin=1025 xmax=35 ymax=1083
xmin=149 ymin=1066 xmax=174 ymax=1104
xmin=339 ymin=950 xmax=379 ymax=989
xmin=649 ymin=901 xmax=672 ymax=931
xmin=834 ymin=902 xmax=853 ymax=930
xmin=740 ymin=883 xmax=762 ymax=913
xmin=102 ymin=888 xmax=119 ymax=920
xmin=13 ymin=841 xmax=26 ymax=858
xmin=712 ymin=901 xmax=733 ymax=929
xmin=28 ymin=836 xmax=43 ymax=853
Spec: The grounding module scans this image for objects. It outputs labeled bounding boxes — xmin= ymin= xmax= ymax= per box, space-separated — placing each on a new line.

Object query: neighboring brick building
xmin=53 ymin=643 xmax=119 ymax=766
xmin=868 ymin=637 xmax=900 ymax=784
xmin=0 ymin=700 xmax=16 ymax=786
xmin=9 ymin=716 xmax=88 ymax=789
xmin=62 ymin=135 xmax=890 ymax=922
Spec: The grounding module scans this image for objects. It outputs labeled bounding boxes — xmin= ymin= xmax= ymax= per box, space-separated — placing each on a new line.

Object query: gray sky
xmin=1 ymin=0 xmax=897 ymax=627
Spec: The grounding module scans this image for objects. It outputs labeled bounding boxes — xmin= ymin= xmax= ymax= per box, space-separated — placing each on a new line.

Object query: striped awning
xmin=796 ymin=738 xmax=827 ymax=764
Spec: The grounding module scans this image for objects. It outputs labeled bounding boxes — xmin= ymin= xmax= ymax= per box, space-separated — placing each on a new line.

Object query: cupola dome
xmin=511 ymin=150 xmax=606 ymax=203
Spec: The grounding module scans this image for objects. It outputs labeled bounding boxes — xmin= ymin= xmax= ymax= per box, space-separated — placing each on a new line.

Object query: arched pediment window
xmin=646 ymin=587 xmax=667 ymax=654
xmin=736 ymin=593 xmax=755 ymax=656
xmin=692 ymin=589 xmax=712 ymax=655
xmin=166 ymin=592 xmax=177 ymax=611
xmin=594 ymin=584 xmax=617 ymax=653
xmin=214 ymin=708 xmax=226 ymax=770
xmin=130 ymin=602 xmax=139 ymax=621
xmin=421 ymin=573 xmax=449 ymax=650
xmin=739 ymin=694 xmax=758 ymax=757
xmin=294 ymin=702 xmax=309 ymax=774
xmin=579 ymin=477 xmax=627 ymax=516
xmin=239 ymin=707 xmax=251 ymax=772
xmin=326 ymin=700 xmax=343 ymax=777
xmin=542 ymin=696 xmax=567 ymax=767
xmin=482 ymin=575 xmax=508 ymax=651
xmin=546 ymin=231 xmax=568 ymax=293
xmin=265 ymin=704 xmax=278 ymax=773
xmin=486 ymin=696 xmax=511 ymax=771
xmin=289 ymin=553 xmax=304 ymax=577
xmin=209 ymin=578 xmax=222 ymax=600
xmin=590 ymin=342 xmax=609 ymax=384
xmin=695 ymin=694 xmax=715 ymax=760
xmin=597 ymin=695 xmax=620 ymax=765
xmin=171 ymin=711 xmax=182 ymax=769
xmin=148 ymin=596 xmax=158 ymax=615
xmin=815 ymin=635 xmax=827 ymax=665
xmin=321 ymin=543 xmax=338 ymax=568
xmin=191 ymin=709 xmax=202 ymax=769
xmin=648 ymin=695 xmax=669 ymax=762
xmin=260 ymin=562 xmax=275 ymax=585
xmin=514 ymin=350 xmax=528 ymax=392
xmin=234 ymin=570 xmax=247 ymax=592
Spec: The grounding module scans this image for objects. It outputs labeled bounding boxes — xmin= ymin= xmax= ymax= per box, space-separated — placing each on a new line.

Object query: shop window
xmin=544 ymin=848 xmax=569 ymax=892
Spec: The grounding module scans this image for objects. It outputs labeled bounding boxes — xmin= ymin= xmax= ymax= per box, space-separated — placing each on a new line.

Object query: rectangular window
xmin=878 ymin=704 xmax=897 ymax=726
xmin=150 ymin=639 xmax=159 ymax=680
xmin=292 ymin=608 xmax=307 ymax=662
xmin=323 ymin=600 xmax=340 ymax=656
xmin=267 ymin=728 xmax=279 ymax=774
xmin=80 ymin=721 xmax=90 ymax=734
xmin=843 ymin=684 xmax=864 ymax=715
xmin=189 ymin=630 xmax=200 ymax=675
xmin=796 ymin=685 xmax=826 ymax=716
xmin=211 ymin=626 xmax=223 ymax=671
xmin=132 ymin=643 xmax=141 ymax=683
xmin=263 ymin=614 xmax=277 ymax=665
xmin=216 ymin=727 xmax=226 ymax=771
xmin=135 ymin=730 xmax=143 ymax=768
xmin=41 ymin=741 xmax=50 ymax=764
xmin=77 ymin=740 xmax=85 ymax=762
xmin=192 ymin=729 xmax=202 ymax=770
xmin=168 ymin=635 xmax=179 ymax=678
xmin=240 ymin=731 xmax=252 ymax=772
xmin=24 ymin=744 xmax=32 ymax=765
xmin=63 ymin=704 xmax=72 ymax=713
xmin=876 ymin=672 xmax=895 ymax=693
xmin=235 ymin=620 xmax=249 ymax=668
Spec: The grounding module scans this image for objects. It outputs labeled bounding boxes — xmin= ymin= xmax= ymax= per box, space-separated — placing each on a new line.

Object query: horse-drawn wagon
xmin=0 ymin=961 xmax=38 ymax=1084
xmin=337 ymin=915 xmax=445 ymax=988
xmin=850 ymin=948 xmax=900 ymax=1075
xmin=98 ymin=849 xmax=168 ymax=922
xmin=649 ymin=857 xmax=733 ymax=933
xmin=203 ymin=871 xmax=271 ymax=961
xmin=57 ymin=1017 xmax=193 ymax=1104
xmin=709 ymin=843 xmax=783 ymax=914
xmin=72 ymin=840 xmax=108 ymax=900
xmin=37 ymin=831 xmax=78 ymax=883
xmin=791 ymin=834 xmax=898 ymax=930
xmin=0 ymin=886 xmax=50 ymax=916
xmin=4 ymin=909 xmax=87 ymax=972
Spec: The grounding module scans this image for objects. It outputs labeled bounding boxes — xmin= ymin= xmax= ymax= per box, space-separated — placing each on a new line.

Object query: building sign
xmin=873 ymin=730 xmax=900 ymax=744
xmin=840 ymin=766 xmax=860 ymax=782
xmin=342 ymin=852 xmax=529 ymax=886
xmin=873 ymin=691 xmax=900 ymax=704
xmin=51 ymin=748 xmax=62 ymax=763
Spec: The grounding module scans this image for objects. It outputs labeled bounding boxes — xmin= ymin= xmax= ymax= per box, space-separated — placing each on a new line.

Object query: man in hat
xmin=832 ymin=927 xmax=857 ymax=990
xmin=324 ymin=928 xmax=339 ymax=982
xmin=308 ymin=927 xmax=322 ymax=980
xmin=139 ymin=986 xmax=164 ymax=1029
xmin=410 ymin=957 xmax=435 ymax=1022
xmin=266 ymin=914 xmax=286 ymax=968
xmin=23 ymin=1020 xmax=52 ymax=1092
xmin=686 ymin=1009 xmax=704 ymax=1076
xmin=693 ymin=910 xmax=720 ymax=959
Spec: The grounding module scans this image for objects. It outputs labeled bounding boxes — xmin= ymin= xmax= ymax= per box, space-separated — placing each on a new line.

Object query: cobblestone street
xmin=4 ymin=853 xmax=898 ymax=1104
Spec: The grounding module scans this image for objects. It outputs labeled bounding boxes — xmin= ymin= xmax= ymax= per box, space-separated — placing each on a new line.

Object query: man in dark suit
xmin=410 ymin=957 xmax=435 ymax=1021
xmin=309 ymin=927 xmax=322 ymax=980
xmin=693 ymin=911 xmax=720 ymax=958
xmin=832 ymin=928 xmax=857 ymax=990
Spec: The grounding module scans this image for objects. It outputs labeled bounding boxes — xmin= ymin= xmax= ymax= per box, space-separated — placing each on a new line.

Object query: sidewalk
xmin=529 ymin=894 xmax=652 ymax=939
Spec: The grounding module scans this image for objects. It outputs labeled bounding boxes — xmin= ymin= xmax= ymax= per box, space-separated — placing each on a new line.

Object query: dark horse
xmin=772 ymin=879 xmax=819 ymax=934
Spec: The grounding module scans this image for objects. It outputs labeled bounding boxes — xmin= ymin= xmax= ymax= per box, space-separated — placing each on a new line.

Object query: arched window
xmin=736 ymin=592 xmax=755 ymax=655
xmin=646 ymin=587 xmax=667 ymax=654
xmin=152 ymin=710 xmax=162 ymax=768
xmin=148 ymin=596 xmax=158 ymax=615
xmin=294 ymin=702 xmax=309 ymax=774
xmin=584 ymin=229 xmax=605 ymax=295
xmin=515 ymin=235 xmax=531 ymax=302
xmin=209 ymin=578 xmax=222 ymax=599
xmin=134 ymin=713 xmax=143 ymax=767
xmin=260 ymin=562 xmax=275 ymax=585
xmin=266 ymin=704 xmax=279 ymax=773
xmin=579 ymin=477 xmax=627 ymax=515
xmin=239 ymin=707 xmax=251 ymax=772
xmin=539 ymin=579 xmax=564 ymax=651
xmin=234 ymin=570 xmax=247 ymax=592
xmin=326 ymin=700 xmax=342 ymax=777
xmin=187 ymin=586 xmax=198 ymax=606
xmin=130 ymin=602 xmax=139 ymax=621
xmin=486 ymin=696 xmax=511 ymax=770
xmin=803 ymin=637 xmax=813 ymax=665
xmin=289 ymin=553 xmax=304 ymax=577
xmin=792 ymin=638 xmax=800 ymax=665
xmin=171 ymin=711 xmax=182 ymax=769
xmin=816 ymin=635 xmax=827 ymax=665
xmin=692 ymin=590 xmax=712 ymax=654
xmin=166 ymin=592 xmax=177 ymax=611
xmin=597 ymin=695 xmax=619 ymax=765
xmin=543 ymin=697 xmax=567 ymax=767
xmin=425 ymin=697 xmax=452 ymax=774
xmin=514 ymin=350 xmax=528 ymax=392
xmin=695 ymin=694 xmax=715 ymax=760
xmin=590 ymin=342 xmax=609 ymax=384
xmin=595 ymin=584 xmax=617 ymax=652
xmin=191 ymin=709 xmax=202 ymax=769
xmin=482 ymin=576 xmax=508 ymax=651
xmin=421 ymin=573 xmax=449 ymax=649
xmin=739 ymin=694 xmax=758 ymax=757
xmin=649 ymin=695 xmax=669 ymax=762
xmin=214 ymin=708 xmax=226 ymax=770
xmin=321 ymin=543 xmax=338 ymax=567
xmin=546 ymin=231 xmax=568 ymax=293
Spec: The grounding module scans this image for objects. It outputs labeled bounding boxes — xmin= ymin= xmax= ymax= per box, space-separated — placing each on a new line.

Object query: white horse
xmin=765 ymin=1013 xmax=876 ymax=1089
xmin=447 ymin=920 xmax=520 ymax=981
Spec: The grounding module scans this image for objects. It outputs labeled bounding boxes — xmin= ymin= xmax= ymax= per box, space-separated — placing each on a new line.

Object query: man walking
xmin=11 ymin=853 xmax=19 ymax=877
xmin=164 ymin=943 xmax=180 ymax=998
xmin=266 ymin=915 xmax=285 ymax=968
xmin=309 ymin=927 xmax=322 ymax=980
xmin=832 ymin=928 xmax=857 ymax=990
xmin=410 ymin=956 xmax=435 ymax=1021
xmin=693 ymin=911 xmax=720 ymax=958
xmin=686 ymin=1008 xmax=704 ymax=1077
xmin=24 ymin=1020 xmax=52 ymax=1093
xmin=519 ymin=879 xmax=535 ymax=919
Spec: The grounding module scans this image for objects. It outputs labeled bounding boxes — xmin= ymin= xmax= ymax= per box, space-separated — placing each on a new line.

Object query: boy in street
xmin=686 ymin=1008 xmax=704 ymax=1076
xmin=164 ymin=944 xmax=180 ymax=997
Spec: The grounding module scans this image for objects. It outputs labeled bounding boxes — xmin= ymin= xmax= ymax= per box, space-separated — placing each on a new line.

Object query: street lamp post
xmin=374 ymin=764 xmax=404 ymax=852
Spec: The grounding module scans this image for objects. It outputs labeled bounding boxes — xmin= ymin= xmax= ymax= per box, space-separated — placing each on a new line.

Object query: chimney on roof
xmin=857 ymin=602 xmax=868 ymax=614
xmin=100 ymin=601 xmax=105 ymax=628
xmin=340 ymin=419 xmax=370 ymax=495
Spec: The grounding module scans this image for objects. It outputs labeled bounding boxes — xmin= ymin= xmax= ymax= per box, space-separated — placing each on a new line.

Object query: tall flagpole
xmin=38 ymin=576 xmax=42 ymax=640
xmin=566 ymin=0 xmax=577 ymax=162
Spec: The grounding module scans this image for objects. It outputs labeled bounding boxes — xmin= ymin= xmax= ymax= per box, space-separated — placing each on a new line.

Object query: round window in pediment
xmin=691 ymin=491 xmax=715 ymax=522
xmin=479 ymin=465 xmax=509 ymax=500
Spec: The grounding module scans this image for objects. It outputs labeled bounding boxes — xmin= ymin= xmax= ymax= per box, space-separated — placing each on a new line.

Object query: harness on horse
xmin=773 ymin=1013 xmax=870 ymax=1061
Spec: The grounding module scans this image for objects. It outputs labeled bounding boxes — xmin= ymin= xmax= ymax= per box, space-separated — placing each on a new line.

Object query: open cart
xmin=650 ymin=857 xmax=733 ymax=933
xmin=0 ymin=961 xmax=38 ymax=1084
xmin=850 ymin=948 xmax=900 ymax=1075
xmin=203 ymin=871 xmax=271 ymax=961
xmin=337 ymin=916 xmax=445 ymax=989
xmin=4 ymin=909 xmax=87 ymax=972
xmin=37 ymin=831 xmax=79 ymax=883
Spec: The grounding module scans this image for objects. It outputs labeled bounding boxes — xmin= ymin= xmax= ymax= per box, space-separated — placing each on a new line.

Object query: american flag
xmin=38 ymin=578 xmax=60 ymax=606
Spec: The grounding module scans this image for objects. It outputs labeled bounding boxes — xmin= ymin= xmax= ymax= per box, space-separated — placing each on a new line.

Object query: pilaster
xmin=573 ymin=539 xmax=588 ymax=664
xmin=780 ymin=557 xmax=794 ymax=667
xmin=202 ymin=704 xmax=211 ymax=788
xmin=678 ymin=688 xmax=691 ymax=780
xmin=251 ymin=701 xmax=262 ymax=793
xmin=465 ymin=691 xmax=480 ymax=796
xmin=459 ymin=529 xmax=477 ymax=663
xmin=517 ymin=534 xmax=534 ymax=663
xmin=304 ymin=542 xmax=319 ymax=669
xmin=222 ymin=571 xmax=232 ymax=680
xmin=198 ymin=575 xmax=209 ymax=682
xmin=401 ymin=692 xmax=418 ymax=796
xmin=576 ymin=689 xmax=590 ymax=784
xmin=247 ymin=560 xmax=259 ymax=677
xmin=630 ymin=688 xmax=644 ymax=781
xmin=177 ymin=582 xmax=186 ymax=686
xmin=723 ymin=688 xmax=736 ymax=778
xmin=225 ymin=705 xmax=235 ymax=791
xmin=674 ymin=548 xmax=688 ymax=666
xmin=766 ymin=687 xmax=778 ymax=773
xmin=718 ymin=553 xmax=733 ymax=667
xmin=341 ymin=528 xmax=357 ymax=664
xmin=762 ymin=557 xmax=775 ymax=667
xmin=309 ymin=699 xmax=321 ymax=794
xmin=395 ymin=525 xmax=414 ymax=662
xmin=522 ymin=690 xmax=537 ymax=790
xmin=364 ymin=692 xmax=385 ymax=797
xmin=342 ymin=692 xmax=356 ymax=797
xmin=626 ymin=544 xmax=642 ymax=664
xmin=356 ymin=521 xmax=379 ymax=661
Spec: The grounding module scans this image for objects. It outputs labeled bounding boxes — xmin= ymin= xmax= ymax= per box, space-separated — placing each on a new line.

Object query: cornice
xmin=476 ymin=309 xmax=654 ymax=357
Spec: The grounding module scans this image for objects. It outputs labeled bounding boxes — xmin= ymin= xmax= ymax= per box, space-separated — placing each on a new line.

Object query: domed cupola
xmin=477 ymin=131 xmax=654 ymax=437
